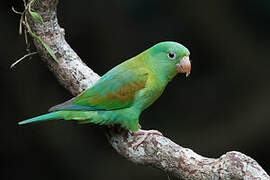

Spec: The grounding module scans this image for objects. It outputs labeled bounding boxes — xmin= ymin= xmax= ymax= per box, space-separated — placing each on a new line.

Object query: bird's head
xmin=146 ymin=41 xmax=191 ymax=80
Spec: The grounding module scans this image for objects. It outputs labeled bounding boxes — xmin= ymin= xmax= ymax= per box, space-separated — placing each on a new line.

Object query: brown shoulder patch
xmin=106 ymin=80 xmax=146 ymax=103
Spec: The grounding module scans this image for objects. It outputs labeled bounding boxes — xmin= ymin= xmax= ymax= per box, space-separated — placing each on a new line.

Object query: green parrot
xmin=19 ymin=41 xmax=191 ymax=145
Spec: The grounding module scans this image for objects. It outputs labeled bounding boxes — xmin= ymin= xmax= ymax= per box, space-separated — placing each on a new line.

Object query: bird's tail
xmin=18 ymin=111 xmax=110 ymax=125
xmin=18 ymin=112 xmax=62 ymax=125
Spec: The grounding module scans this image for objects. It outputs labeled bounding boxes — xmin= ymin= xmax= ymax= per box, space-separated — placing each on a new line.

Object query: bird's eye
xmin=168 ymin=52 xmax=176 ymax=59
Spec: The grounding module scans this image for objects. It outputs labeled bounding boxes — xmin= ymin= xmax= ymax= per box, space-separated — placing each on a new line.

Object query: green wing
xmin=49 ymin=67 xmax=148 ymax=112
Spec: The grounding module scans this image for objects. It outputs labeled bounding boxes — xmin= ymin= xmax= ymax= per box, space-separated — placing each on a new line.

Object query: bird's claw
xmin=132 ymin=129 xmax=163 ymax=148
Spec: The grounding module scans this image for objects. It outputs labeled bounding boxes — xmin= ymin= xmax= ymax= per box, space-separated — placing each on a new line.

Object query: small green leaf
xmin=30 ymin=32 xmax=59 ymax=63
xmin=40 ymin=40 xmax=59 ymax=63
xmin=29 ymin=11 xmax=43 ymax=23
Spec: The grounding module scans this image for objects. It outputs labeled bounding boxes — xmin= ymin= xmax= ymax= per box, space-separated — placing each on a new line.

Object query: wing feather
xmin=49 ymin=67 xmax=148 ymax=112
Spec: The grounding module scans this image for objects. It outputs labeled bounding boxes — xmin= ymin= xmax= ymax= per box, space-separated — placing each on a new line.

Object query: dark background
xmin=2 ymin=0 xmax=270 ymax=179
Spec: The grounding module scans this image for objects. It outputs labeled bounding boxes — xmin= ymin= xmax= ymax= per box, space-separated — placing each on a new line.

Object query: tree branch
xmin=24 ymin=0 xmax=270 ymax=179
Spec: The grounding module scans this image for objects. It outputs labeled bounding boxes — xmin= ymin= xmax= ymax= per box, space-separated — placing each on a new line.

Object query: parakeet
xmin=19 ymin=41 xmax=191 ymax=144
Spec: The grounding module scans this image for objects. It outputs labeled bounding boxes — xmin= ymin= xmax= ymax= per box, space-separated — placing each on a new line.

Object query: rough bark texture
xmin=25 ymin=0 xmax=270 ymax=179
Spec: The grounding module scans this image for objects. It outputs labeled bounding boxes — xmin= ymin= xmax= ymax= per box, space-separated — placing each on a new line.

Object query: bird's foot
xmin=132 ymin=129 xmax=163 ymax=147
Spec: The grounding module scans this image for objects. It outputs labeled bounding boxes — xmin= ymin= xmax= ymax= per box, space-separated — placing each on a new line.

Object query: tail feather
xmin=18 ymin=111 xmax=120 ymax=127
xmin=18 ymin=111 xmax=109 ymax=126
xmin=18 ymin=112 xmax=60 ymax=125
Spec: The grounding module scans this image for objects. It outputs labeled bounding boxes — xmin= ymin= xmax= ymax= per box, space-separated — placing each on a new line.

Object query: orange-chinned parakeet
xmin=19 ymin=41 xmax=191 ymax=144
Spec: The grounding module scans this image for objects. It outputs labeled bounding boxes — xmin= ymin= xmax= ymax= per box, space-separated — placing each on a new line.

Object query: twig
xmin=10 ymin=52 xmax=37 ymax=69
xmin=11 ymin=6 xmax=23 ymax=15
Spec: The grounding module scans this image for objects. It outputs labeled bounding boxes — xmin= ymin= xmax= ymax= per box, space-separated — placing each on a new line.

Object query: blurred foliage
xmin=2 ymin=0 xmax=270 ymax=179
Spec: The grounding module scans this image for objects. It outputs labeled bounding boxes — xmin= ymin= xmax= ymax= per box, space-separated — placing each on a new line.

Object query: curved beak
xmin=176 ymin=56 xmax=191 ymax=77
